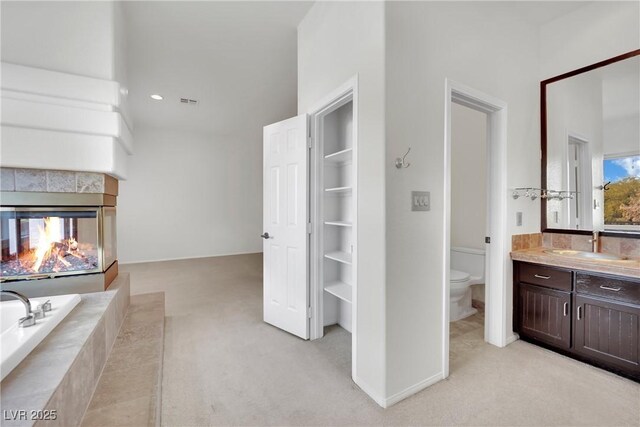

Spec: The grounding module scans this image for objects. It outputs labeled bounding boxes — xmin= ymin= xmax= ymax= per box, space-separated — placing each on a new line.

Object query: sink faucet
xmin=0 ymin=290 xmax=36 ymax=327
xmin=589 ymin=230 xmax=600 ymax=253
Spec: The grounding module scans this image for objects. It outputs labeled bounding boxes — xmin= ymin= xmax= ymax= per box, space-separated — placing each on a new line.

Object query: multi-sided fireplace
xmin=0 ymin=169 xmax=119 ymax=297
xmin=1 ymin=207 xmax=116 ymax=280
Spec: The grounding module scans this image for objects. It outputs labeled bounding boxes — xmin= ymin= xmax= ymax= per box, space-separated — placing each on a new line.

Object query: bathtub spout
xmin=0 ymin=290 xmax=36 ymax=327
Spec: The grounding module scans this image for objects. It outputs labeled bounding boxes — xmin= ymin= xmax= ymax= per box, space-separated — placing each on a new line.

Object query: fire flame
xmin=32 ymin=217 xmax=63 ymax=272
xmin=2 ymin=216 xmax=96 ymax=277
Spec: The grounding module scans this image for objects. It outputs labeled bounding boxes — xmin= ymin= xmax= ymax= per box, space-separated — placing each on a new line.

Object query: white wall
xmin=602 ymin=58 xmax=640 ymax=157
xmin=117 ymin=127 xmax=262 ymax=263
xmin=451 ymin=103 xmax=487 ymax=251
xmin=539 ymin=1 xmax=640 ymax=80
xmin=385 ymin=1 xmax=540 ymax=398
xmin=298 ymin=1 xmax=387 ymax=404
xmin=1 ymin=1 xmax=115 ymax=80
xmin=113 ymin=1 xmax=132 ymax=125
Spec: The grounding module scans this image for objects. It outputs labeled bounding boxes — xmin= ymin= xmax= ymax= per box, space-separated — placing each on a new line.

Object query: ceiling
xmin=123 ymin=1 xmax=592 ymax=134
xmin=123 ymin=1 xmax=313 ymax=134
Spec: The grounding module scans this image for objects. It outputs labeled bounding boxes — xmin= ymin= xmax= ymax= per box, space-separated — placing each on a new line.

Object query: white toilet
xmin=450 ymin=247 xmax=485 ymax=322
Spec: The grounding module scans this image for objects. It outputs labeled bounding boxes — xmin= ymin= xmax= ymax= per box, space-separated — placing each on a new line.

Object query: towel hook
xmin=598 ymin=181 xmax=612 ymax=191
xmin=395 ymin=147 xmax=411 ymax=169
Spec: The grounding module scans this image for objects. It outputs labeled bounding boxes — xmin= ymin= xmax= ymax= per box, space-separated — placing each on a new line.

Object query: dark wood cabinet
xmin=514 ymin=261 xmax=640 ymax=381
xmin=518 ymin=283 xmax=571 ymax=349
xmin=574 ymin=295 xmax=639 ymax=375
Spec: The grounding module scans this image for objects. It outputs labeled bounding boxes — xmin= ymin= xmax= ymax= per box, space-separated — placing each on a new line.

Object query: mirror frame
xmin=541 ymin=48 xmax=640 ymax=238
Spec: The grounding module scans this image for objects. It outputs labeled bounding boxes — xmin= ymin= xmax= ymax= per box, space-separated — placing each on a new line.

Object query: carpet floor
xmin=122 ymin=254 xmax=640 ymax=426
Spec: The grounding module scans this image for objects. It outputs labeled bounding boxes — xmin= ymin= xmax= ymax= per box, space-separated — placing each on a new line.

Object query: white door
xmin=263 ymin=114 xmax=309 ymax=339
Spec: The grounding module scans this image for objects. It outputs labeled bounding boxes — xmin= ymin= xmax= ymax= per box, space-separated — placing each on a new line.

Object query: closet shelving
xmin=324 ymin=186 xmax=352 ymax=194
xmin=324 ymin=250 xmax=352 ymax=265
xmin=324 ymin=220 xmax=352 ymax=227
xmin=318 ymin=100 xmax=354 ymax=333
xmin=324 ymin=280 xmax=352 ymax=303
xmin=324 ymin=147 xmax=353 ymax=163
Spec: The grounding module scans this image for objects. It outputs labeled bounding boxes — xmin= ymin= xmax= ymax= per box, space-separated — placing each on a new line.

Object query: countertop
xmin=510 ymin=247 xmax=640 ymax=279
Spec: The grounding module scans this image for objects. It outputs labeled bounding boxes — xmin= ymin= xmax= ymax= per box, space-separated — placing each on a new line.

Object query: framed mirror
xmin=541 ymin=49 xmax=640 ymax=237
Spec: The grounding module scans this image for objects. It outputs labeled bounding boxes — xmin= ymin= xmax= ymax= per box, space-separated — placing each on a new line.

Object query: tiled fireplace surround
xmin=0 ymin=167 xmax=119 ymax=296
xmin=1 ymin=168 xmax=110 ymax=194
xmin=512 ymin=232 xmax=640 ymax=258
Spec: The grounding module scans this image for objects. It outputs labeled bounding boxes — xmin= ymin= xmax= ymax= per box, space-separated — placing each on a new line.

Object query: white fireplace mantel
xmin=0 ymin=63 xmax=133 ymax=179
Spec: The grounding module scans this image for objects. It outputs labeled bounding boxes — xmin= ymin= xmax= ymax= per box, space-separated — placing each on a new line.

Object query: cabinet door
xmin=518 ymin=283 xmax=571 ymax=349
xmin=574 ymin=295 xmax=640 ymax=376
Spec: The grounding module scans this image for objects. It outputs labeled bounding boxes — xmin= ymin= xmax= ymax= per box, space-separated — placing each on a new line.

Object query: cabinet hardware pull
xmin=563 ymin=302 xmax=569 ymax=316
xmin=577 ymin=306 xmax=583 ymax=320
xmin=599 ymin=285 xmax=622 ymax=292
xmin=534 ymin=274 xmax=551 ymax=280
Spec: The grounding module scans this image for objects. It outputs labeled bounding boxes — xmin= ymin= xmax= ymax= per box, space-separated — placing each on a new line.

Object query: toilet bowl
xmin=450 ymin=269 xmax=478 ymax=321
xmin=450 ymin=247 xmax=485 ymax=322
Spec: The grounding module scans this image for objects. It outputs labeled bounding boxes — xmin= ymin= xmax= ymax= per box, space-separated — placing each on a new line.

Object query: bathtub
xmin=1 ymin=293 xmax=81 ymax=380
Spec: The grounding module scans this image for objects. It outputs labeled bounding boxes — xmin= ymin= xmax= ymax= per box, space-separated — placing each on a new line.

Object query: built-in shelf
xmin=324 ymin=148 xmax=353 ymax=164
xmin=324 ymin=186 xmax=352 ymax=194
xmin=324 ymin=220 xmax=352 ymax=227
xmin=324 ymin=280 xmax=352 ymax=303
xmin=324 ymin=251 xmax=352 ymax=265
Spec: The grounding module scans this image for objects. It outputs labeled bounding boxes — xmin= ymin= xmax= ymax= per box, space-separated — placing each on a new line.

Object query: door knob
xmin=260 ymin=232 xmax=271 ymax=239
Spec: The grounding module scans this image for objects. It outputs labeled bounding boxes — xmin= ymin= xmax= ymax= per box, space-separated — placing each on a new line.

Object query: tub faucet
xmin=0 ymin=290 xmax=36 ymax=327
xmin=589 ymin=230 xmax=600 ymax=253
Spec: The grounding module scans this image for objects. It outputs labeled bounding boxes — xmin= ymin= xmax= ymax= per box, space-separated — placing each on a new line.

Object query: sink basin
xmin=544 ymin=249 xmax=628 ymax=261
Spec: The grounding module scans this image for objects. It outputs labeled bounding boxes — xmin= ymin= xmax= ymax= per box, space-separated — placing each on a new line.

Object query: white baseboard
xmin=384 ymin=372 xmax=444 ymax=407
xmin=119 ymin=251 xmax=263 ymax=265
xmin=505 ymin=333 xmax=519 ymax=345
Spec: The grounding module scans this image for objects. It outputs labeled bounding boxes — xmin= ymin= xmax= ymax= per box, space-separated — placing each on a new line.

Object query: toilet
xmin=450 ymin=247 xmax=485 ymax=322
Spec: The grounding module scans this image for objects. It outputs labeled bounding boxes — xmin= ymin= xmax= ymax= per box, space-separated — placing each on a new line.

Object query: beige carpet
xmin=122 ymin=254 xmax=640 ymax=426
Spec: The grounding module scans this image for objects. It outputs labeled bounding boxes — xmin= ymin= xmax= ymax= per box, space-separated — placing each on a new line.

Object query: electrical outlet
xmin=411 ymin=191 xmax=430 ymax=211
xmin=516 ymin=212 xmax=523 ymax=226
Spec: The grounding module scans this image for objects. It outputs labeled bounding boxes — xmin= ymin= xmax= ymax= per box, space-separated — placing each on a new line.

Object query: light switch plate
xmin=411 ymin=191 xmax=430 ymax=211
xmin=516 ymin=212 xmax=523 ymax=226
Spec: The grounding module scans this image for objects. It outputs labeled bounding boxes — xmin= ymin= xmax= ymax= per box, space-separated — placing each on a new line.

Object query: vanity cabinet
xmin=514 ymin=261 xmax=640 ymax=381
xmin=574 ymin=295 xmax=640 ymax=373
xmin=574 ymin=273 xmax=640 ymax=373
xmin=518 ymin=283 xmax=571 ymax=349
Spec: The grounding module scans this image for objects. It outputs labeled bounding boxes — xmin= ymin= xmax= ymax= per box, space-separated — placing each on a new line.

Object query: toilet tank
xmin=451 ymin=247 xmax=485 ymax=281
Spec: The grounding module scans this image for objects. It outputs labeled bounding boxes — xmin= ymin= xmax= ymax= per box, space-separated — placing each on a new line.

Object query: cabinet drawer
xmin=518 ymin=263 xmax=572 ymax=291
xmin=576 ymin=273 xmax=640 ymax=305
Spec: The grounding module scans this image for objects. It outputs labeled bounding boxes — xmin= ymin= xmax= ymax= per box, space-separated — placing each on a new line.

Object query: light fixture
xmin=150 ymin=94 xmax=163 ymax=100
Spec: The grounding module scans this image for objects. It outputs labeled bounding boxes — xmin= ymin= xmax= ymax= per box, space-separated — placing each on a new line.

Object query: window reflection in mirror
xmin=603 ymin=154 xmax=640 ymax=229
xmin=544 ymin=53 xmax=640 ymax=233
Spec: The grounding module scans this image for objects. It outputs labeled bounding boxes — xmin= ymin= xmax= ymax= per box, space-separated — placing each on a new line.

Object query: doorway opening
xmin=308 ymin=78 xmax=358 ymax=379
xmin=443 ymin=80 xmax=509 ymax=378
xmin=448 ymin=102 xmax=488 ymax=344
xmin=567 ymin=134 xmax=591 ymax=229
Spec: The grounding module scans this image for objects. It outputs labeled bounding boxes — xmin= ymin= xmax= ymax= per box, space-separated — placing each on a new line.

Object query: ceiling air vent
xmin=180 ymin=98 xmax=199 ymax=106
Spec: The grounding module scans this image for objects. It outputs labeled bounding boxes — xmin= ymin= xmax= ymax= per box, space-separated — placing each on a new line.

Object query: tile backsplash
xmin=542 ymin=232 xmax=640 ymax=259
xmin=512 ymin=233 xmax=542 ymax=251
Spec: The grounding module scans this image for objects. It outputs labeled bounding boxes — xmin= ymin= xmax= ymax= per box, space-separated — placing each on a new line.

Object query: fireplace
xmin=1 ymin=207 xmax=116 ymax=281
xmin=0 ymin=168 xmax=119 ymax=296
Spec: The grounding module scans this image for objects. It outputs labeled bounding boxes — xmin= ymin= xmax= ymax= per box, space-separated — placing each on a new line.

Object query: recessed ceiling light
xmin=150 ymin=94 xmax=163 ymax=100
